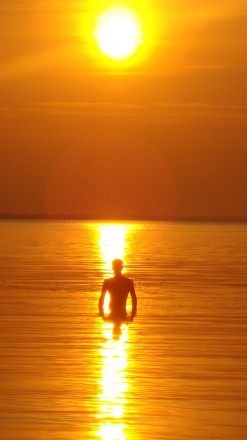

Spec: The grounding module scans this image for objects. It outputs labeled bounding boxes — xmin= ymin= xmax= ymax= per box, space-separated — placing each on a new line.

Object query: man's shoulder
xmin=103 ymin=277 xmax=114 ymax=285
xmin=122 ymin=275 xmax=134 ymax=285
xmin=103 ymin=275 xmax=134 ymax=287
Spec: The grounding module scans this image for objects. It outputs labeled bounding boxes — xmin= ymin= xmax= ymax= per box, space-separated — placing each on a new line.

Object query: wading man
xmin=98 ymin=259 xmax=137 ymax=324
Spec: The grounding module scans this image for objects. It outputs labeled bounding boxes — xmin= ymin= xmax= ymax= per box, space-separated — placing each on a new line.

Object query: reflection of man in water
xmin=99 ymin=259 xmax=137 ymax=322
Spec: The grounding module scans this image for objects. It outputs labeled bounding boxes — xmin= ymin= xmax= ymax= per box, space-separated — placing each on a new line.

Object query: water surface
xmin=0 ymin=221 xmax=247 ymax=439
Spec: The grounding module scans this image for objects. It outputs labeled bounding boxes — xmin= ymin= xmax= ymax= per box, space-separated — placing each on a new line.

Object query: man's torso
xmin=104 ymin=275 xmax=133 ymax=318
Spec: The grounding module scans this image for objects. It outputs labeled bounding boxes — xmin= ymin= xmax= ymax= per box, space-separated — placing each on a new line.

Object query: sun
xmin=94 ymin=6 xmax=143 ymax=60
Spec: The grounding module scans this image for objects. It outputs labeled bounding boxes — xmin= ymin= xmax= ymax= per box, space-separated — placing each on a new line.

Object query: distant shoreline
xmin=0 ymin=214 xmax=246 ymax=223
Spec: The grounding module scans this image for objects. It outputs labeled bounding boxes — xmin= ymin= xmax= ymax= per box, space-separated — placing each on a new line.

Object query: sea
xmin=0 ymin=220 xmax=247 ymax=440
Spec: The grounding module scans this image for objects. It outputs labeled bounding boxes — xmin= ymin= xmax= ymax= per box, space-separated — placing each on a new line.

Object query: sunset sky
xmin=0 ymin=0 xmax=246 ymax=220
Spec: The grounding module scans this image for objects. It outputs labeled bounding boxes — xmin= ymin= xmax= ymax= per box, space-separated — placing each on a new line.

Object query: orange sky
xmin=0 ymin=0 xmax=247 ymax=220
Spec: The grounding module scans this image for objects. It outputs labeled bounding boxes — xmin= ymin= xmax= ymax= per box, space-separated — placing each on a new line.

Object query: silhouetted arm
xmin=130 ymin=280 xmax=137 ymax=319
xmin=98 ymin=280 xmax=107 ymax=317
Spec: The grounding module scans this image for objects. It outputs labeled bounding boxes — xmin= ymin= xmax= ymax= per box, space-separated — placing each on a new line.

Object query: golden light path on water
xmin=98 ymin=224 xmax=130 ymax=272
xmin=96 ymin=323 xmax=129 ymax=440
xmin=96 ymin=224 xmax=132 ymax=440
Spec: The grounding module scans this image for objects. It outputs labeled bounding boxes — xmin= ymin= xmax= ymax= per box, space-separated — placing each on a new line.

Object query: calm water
xmin=0 ymin=220 xmax=247 ymax=440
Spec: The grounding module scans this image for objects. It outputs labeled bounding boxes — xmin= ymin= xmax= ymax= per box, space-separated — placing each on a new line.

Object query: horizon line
xmin=0 ymin=213 xmax=247 ymax=223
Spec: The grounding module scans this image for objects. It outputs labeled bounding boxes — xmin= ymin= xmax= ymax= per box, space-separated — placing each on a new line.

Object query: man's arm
xmin=98 ymin=280 xmax=107 ymax=317
xmin=130 ymin=280 xmax=137 ymax=319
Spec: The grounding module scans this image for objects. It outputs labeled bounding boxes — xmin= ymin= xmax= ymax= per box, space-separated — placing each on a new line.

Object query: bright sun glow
xmin=94 ymin=6 xmax=143 ymax=60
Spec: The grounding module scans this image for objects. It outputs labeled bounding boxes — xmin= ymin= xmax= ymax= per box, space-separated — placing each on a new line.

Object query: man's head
xmin=112 ymin=259 xmax=123 ymax=275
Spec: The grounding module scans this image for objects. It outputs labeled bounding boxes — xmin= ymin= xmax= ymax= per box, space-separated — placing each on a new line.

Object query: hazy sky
xmin=0 ymin=0 xmax=247 ymax=219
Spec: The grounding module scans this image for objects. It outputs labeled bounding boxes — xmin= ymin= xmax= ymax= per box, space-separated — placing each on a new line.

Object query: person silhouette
xmin=98 ymin=259 xmax=137 ymax=324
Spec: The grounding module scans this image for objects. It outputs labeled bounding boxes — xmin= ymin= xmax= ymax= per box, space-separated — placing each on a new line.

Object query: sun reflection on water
xmin=97 ymin=322 xmax=129 ymax=440
xmin=98 ymin=223 xmax=130 ymax=273
xmin=96 ymin=223 xmax=132 ymax=439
